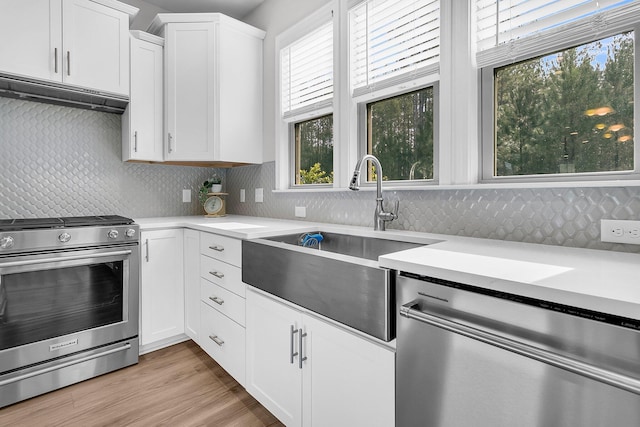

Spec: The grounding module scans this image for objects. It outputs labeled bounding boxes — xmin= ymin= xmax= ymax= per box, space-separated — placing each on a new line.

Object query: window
xmin=295 ymin=115 xmax=334 ymax=184
xmin=478 ymin=1 xmax=640 ymax=181
xmin=350 ymin=0 xmax=440 ymax=183
xmin=280 ymin=18 xmax=334 ymax=186
xmin=366 ymin=87 xmax=435 ymax=181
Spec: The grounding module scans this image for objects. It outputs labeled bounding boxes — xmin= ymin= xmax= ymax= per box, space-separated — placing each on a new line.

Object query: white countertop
xmin=137 ymin=215 xmax=640 ymax=320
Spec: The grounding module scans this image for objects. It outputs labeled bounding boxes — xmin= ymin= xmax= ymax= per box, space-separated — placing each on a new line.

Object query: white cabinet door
xmin=62 ymin=0 xmax=130 ymax=95
xmin=164 ymin=22 xmax=215 ymax=161
xmin=140 ymin=229 xmax=184 ymax=346
xmin=0 ymin=0 xmax=62 ymax=81
xmin=302 ymin=315 xmax=395 ymax=427
xmin=183 ymin=229 xmax=200 ymax=342
xmin=123 ymin=33 xmax=163 ymax=162
xmin=246 ymin=290 xmax=303 ymax=427
xmin=246 ymin=288 xmax=396 ymax=427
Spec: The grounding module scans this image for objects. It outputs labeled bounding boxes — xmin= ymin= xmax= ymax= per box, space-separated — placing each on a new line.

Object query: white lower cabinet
xmin=246 ymin=288 xmax=395 ymax=427
xmin=140 ymin=229 xmax=185 ymax=350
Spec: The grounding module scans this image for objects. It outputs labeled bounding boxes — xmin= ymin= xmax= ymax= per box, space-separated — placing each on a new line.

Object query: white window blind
xmin=281 ymin=21 xmax=333 ymax=119
xmin=476 ymin=0 xmax=640 ymax=67
xmin=350 ymin=0 xmax=440 ymax=97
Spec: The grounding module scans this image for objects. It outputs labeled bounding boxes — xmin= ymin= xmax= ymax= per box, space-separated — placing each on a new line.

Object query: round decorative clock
xmin=203 ymin=194 xmax=226 ymax=217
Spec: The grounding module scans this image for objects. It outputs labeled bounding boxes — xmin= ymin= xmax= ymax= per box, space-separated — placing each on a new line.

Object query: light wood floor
xmin=0 ymin=341 xmax=284 ymax=427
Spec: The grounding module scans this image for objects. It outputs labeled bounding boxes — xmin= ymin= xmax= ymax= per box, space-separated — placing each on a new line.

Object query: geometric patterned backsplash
xmin=227 ymin=162 xmax=640 ymax=253
xmin=1 ymin=96 xmax=639 ymax=253
xmin=0 ymin=98 xmax=224 ymax=219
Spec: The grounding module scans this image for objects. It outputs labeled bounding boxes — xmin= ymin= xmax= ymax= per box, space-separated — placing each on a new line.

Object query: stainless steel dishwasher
xmin=396 ymin=272 xmax=640 ymax=427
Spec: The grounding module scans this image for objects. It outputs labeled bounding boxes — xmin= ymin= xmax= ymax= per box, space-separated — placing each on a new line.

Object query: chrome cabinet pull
xmin=209 ymin=271 xmax=224 ymax=279
xmin=67 ymin=51 xmax=70 ymax=76
xmin=209 ymin=245 xmax=224 ymax=252
xmin=290 ymin=325 xmax=298 ymax=364
xmin=54 ymin=48 xmax=58 ymax=73
xmin=168 ymin=133 xmax=173 ymax=153
xmin=145 ymin=239 xmax=149 ymax=262
xmin=400 ymin=301 xmax=640 ymax=395
xmin=209 ymin=296 xmax=224 ymax=305
xmin=209 ymin=335 xmax=224 ymax=347
xmin=134 ymin=131 xmax=138 ymax=152
xmin=298 ymin=328 xmax=307 ymax=369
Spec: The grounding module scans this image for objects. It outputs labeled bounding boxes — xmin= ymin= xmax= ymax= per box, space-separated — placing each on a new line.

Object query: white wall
xmin=242 ymin=0 xmax=331 ymax=162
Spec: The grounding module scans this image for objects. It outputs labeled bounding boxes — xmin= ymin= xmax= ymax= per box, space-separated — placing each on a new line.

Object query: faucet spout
xmin=348 ymin=155 xmax=398 ymax=231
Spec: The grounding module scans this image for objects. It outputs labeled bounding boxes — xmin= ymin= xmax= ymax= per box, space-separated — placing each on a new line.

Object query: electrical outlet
xmin=182 ymin=189 xmax=191 ymax=203
xmin=601 ymin=219 xmax=640 ymax=244
xmin=240 ymin=189 xmax=246 ymax=203
xmin=295 ymin=206 xmax=306 ymax=218
xmin=255 ymin=188 xmax=264 ymax=203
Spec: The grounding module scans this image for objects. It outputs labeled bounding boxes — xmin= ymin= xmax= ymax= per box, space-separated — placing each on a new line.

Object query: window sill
xmin=272 ymin=179 xmax=640 ymax=193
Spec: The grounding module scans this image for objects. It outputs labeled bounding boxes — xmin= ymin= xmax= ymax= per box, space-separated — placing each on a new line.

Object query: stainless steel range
xmin=0 ymin=215 xmax=139 ymax=408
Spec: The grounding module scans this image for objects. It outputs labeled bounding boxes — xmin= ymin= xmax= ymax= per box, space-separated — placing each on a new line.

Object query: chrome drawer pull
xmin=209 ymin=271 xmax=225 ymax=279
xmin=290 ymin=325 xmax=298 ymax=364
xmin=209 ymin=296 xmax=224 ymax=305
xmin=209 ymin=335 xmax=224 ymax=347
xmin=209 ymin=245 xmax=224 ymax=252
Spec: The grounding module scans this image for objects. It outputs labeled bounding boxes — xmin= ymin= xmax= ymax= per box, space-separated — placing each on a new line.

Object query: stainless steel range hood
xmin=0 ymin=73 xmax=129 ymax=114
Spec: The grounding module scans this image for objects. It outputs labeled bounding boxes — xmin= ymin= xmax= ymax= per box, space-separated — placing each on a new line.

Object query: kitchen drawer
xmin=200 ymin=233 xmax=241 ymax=267
xmin=200 ymin=301 xmax=245 ymax=386
xmin=201 ymin=277 xmax=246 ymax=326
xmin=200 ymin=255 xmax=245 ymax=297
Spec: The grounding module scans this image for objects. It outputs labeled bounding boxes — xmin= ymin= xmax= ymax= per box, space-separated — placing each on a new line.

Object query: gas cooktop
xmin=0 ymin=215 xmax=134 ymax=232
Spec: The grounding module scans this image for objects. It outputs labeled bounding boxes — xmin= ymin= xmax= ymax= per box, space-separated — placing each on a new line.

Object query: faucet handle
xmin=392 ymin=200 xmax=399 ymax=219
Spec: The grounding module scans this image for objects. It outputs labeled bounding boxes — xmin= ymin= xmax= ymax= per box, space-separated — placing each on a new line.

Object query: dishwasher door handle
xmin=400 ymin=301 xmax=640 ymax=395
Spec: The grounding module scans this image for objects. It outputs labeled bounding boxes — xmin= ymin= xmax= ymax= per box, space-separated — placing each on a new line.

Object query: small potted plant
xmin=198 ymin=174 xmax=222 ymax=205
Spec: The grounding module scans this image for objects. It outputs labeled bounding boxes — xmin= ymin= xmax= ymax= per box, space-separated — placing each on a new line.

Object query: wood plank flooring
xmin=0 ymin=341 xmax=284 ymax=427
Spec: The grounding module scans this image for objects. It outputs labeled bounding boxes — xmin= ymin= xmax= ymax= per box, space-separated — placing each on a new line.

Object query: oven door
xmin=0 ymin=244 xmax=139 ymax=374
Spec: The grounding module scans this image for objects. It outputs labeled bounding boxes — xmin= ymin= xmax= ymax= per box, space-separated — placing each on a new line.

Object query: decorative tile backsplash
xmin=227 ymin=162 xmax=640 ymax=253
xmin=0 ymin=98 xmax=223 ymax=219
xmin=1 ymin=96 xmax=638 ymax=253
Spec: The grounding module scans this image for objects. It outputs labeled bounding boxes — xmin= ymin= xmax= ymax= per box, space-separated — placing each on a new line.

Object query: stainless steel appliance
xmin=0 ymin=216 xmax=139 ymax=408
xmin=396 ymin=272 xmax=640 ymax=427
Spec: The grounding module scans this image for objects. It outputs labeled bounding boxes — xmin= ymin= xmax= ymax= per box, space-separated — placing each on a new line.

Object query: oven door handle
xmin=0 ymin=342 xmax=132 ymax=387
xmin=400 ymin=301 xmax=640 ymax=396
xmin=0 ymin=249 xmax=132 ymax=268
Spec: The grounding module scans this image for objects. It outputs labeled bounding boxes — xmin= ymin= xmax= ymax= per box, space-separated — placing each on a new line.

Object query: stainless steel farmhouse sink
xmin=242 ymin=231 xmax=439 ymax=341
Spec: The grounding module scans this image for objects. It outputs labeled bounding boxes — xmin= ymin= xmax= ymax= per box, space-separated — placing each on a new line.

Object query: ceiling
xmin=142 ymin=0 xmax=264 ymax=20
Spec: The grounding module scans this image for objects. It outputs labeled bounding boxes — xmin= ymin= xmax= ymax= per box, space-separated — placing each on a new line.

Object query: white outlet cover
xmin=182 ymin=189 xmax=191 ymax=203
xmin=295 ymin=206 xmax=306 ymax=217
xmin=240 ymin=189 xmax=246 ymax=203
xmin=255 ymin=188 xmax=264 ymax=203
xmin=601 ymin=219 xmax=640 ymax=244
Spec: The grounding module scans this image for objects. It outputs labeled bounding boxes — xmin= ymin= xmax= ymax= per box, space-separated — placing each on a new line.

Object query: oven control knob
xmin=0 ymin=236 xmax=15 ymax=249
xmin=107 ymin=229 xmax=119 ymax=239
xmin=58 ymin=232 xmax=71 ymax=243
xmin=125 ymin=228 xmax=136 ymax=238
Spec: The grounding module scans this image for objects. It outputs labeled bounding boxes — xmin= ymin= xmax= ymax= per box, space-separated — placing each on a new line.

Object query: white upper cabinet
xmin=123 ymin=31 xmax=164 ymax=162
xmin=0 ymin=0 xmax=62 ymax=82
xmin=0 ymin=0 xmax=136 ymax=96
xmin=149 ymin=14 xmax=265 ymax=165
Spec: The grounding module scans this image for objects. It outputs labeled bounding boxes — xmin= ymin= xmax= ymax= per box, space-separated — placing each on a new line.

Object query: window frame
xmin=348 ymin=0 xmax=441 ymax=188
xmin=356 ymin=82 xmax=440 ymax=186
xmin=288 ymin=110 xmax=335 ymax=187
xmin=275 ymin=2 xmax=337 ymax=190
xmin=479 ymin=18 xmax=640 ymax=183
